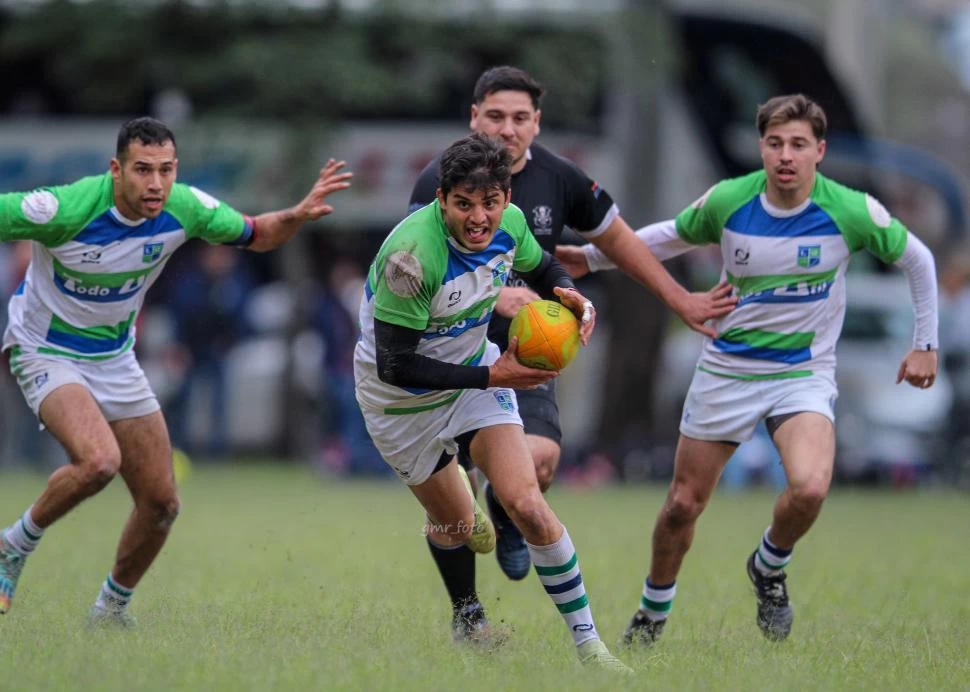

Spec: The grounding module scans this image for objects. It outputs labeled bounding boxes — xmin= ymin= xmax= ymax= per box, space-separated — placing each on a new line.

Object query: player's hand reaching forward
xmin=488 ymin=337 xmax=559 ymax=389
xmin=297 ymin=159 xmax=354 ymax=221
xmin=553 ymin=245 xmax=590 ymax=279
xmin=896 ymin=349 xmax=938 ymax=389
xmin=671 ymin=281 xmax=738 ymax=339
xmin=496 ymin=286 xmax=541 ymax=318
xmin=554 ymin=286 xmax=596 ymax=345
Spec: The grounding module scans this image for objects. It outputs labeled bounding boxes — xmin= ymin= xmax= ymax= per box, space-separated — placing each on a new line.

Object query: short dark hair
xmin=116 ymin=117 xmax=176 ymax=159
xmin=756 ymin=94 xmax=827 ymax=140
xmin=473 ymin=65 xmax=545 ymax=110
xmin=438 ymin=133 xmax=512 ymax=198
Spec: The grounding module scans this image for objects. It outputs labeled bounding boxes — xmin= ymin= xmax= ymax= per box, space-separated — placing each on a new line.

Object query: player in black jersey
xmin=409 ymin=66 xmax=735 ymax=642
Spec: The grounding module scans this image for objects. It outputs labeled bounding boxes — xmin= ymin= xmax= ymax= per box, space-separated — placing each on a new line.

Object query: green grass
xmin=2 ymin=464 xmax=969 ymax=691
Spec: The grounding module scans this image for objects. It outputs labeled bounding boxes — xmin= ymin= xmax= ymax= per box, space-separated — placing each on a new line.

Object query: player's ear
xmin=109 ymin=157 xmax=122 ymax=180
xmin=534 ymin=109 xmax=541 ymax=136
xmin=504 ymin=188 xmax=512 ymax=207
xmin=435 ymin=187 xmax=446 ymax=207
xmin=470 ymin=103 xmax=479 ymax=130
xmin=816 ymin=139 xmax=826 ymax=166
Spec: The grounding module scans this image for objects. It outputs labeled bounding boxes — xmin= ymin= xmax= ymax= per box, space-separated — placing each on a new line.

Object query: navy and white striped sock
xmin=755 ymin=527 xmax=792 ymax=576
xmin=529 ymin=527 xmax=600 ymax=646
xmin=640 ymin=579 xmax=676 ymax=621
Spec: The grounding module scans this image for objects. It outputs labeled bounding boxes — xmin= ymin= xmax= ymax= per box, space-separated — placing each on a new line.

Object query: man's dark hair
xmin=116 ymin=117 xmax=176 ymax=159
xmin=438 ymin=133 xmax=512 ymax=198
xmin=756 ymin=94 xmax=828 ymax=140
xmin=473 ymin=65 xmax=545 ymax=110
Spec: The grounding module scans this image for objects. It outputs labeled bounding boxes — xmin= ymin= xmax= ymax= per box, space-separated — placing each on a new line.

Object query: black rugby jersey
xmin=409 ymin=142 xmax=618 ymax=349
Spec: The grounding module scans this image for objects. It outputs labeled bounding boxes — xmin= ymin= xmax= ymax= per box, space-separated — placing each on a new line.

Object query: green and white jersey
xmin=676 ymin=170 xmax=908 ymax=379
xmin=354 ymin=200 xmax=543 ymax=414
xmin=1 ymin=172 xmax=252 ymax=360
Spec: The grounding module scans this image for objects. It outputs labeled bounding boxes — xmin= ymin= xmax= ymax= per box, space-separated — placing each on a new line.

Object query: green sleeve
xmin=370 ymin=220 xmax=444 ymax=331
xmin=815 ymin=177 xmax=908 ymax=263
xmin=166 ymin=183 xmax=248 ymax=244
xmin=506 ymin=204 xmax=542 ymax=272
xmin=674 ymin=171 xmax=766 ymax=245
xmin=0 ymin=174 xmax=110 ymax=247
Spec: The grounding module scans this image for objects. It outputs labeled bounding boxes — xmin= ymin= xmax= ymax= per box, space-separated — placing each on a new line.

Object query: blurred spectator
xmin=938 ymin=251 xmax=970 ymax=473
xmin=165 ymin=244 xmax=255 ymax=459
xmin=313 ymin=257 xmax=385 ymax=476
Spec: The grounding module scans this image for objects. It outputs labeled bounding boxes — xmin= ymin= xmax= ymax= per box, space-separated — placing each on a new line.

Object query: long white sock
xmin=94 ymin=573 xmax=134 ymax=613
xmin=3 ymin=506 xmax=45 ymax=556
xmin=528 ymin=527 xmax=600 ymax=646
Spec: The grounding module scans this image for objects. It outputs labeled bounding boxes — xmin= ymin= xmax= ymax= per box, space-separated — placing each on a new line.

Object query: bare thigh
xmin=39 ymin=383 xmax=120 ymax=464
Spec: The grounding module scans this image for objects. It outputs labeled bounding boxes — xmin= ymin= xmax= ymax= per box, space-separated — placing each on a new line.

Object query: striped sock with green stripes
xmin=3 ymin=506 xmax=45 ymax=556
xmin=640 ymin=579 xmax=676 ymax=621
xmin=528 ymin=527 xmax=599 ymax=646
xmin=94 ymin=573 xmax=134 ymax=613
xmin=755 ymin=527 xmax=792 ymax=577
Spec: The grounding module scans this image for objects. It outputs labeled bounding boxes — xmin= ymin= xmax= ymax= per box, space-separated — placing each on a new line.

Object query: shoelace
xmin=760 ymin=576 xmax=788 ymax=606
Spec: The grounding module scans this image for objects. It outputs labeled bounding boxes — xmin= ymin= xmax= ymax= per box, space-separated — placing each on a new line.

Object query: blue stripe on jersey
xmin=736 ymin=284 xmax=833 ymax=307
xmin=421 ymin=312 xmax=492 ymax=341
xmin=364 ymin=277 xmax=374 ymax=300
xmin=443 ymin=230 xmax=515 ymax=284
xmin=712 ymin=339 xmax=812 ymax=364
xmin=73 ymin=211 xmax=183 ymax=246
xmin=45 ymin=326 xmax=132 ymax=354
xmin=397 ymin=343 xmax=488 ymax=395
xmin=13 ymin=280 xmax=25 ymax=296
xmin=726 ymin=199 xmax=839 ymax=238
xmin=224 ymin=219 xmax=254 ymax=247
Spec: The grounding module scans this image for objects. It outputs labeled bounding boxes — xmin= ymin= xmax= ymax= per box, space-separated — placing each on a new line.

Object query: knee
xmin=662 ymin=485 xmax=706 ymax=527
xmin=79 ymin=450 xmax=122 ymax=492
xmin=504 ymin=489 xmax=552 ymax=536
xmin=534 ymin=452 xmax=560 ymax=493
xmin=789 ymin=479 xmax=828 ymax=512
xmin=142 ymin=493 xmax=181 ymax=531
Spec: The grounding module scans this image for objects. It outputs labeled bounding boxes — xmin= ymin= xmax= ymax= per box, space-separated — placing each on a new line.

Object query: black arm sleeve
xmin=408 ymin=159 xmax=440 ymax=214
xmin=517 ymin=250 xmax=576 ymax=295
xmin=375 ymin=319 xmax=490 ymax=391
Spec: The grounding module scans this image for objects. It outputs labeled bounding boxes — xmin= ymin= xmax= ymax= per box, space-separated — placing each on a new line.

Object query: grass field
xmin=1 ymin=464 xmax=969 ymax=691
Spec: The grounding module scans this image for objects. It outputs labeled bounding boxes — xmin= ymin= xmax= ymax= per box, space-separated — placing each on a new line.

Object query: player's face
xmin=470 ymin=90 xmax=541 ymax=173
xmin=110 ymin=140 xmax=178 ymax=220
xmin=436 ymin=185 xmax=511 ymax=252
xmin=759 ymin=120 xmax=825 ymax=205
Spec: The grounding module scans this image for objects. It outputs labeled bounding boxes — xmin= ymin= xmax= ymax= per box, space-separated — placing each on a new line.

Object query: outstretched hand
xmin=553 ymin=245 xmax=591 ymax=279
xmin=553 ymin=286 xmax=596 ymax=345
xmin=896 ymin=349 xmax=938 ymax=389
xmin=299 ymin=159 xmax=353 ymax=221
xmin=672 ymin=281 xmax=737 ymax=339
xmin=488 ymin=337 xmax=559 ymax=389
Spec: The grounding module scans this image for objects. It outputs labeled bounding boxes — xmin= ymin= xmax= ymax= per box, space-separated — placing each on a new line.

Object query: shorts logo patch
xmin=493 ymin=390 xmax=516 ymax=412
xmin=33 ymin=372 xmax=48 ymax=389
xmin=142 ymin=242 xmax=164 ymax=264
xmin=797 ymin=245 xmax=821 ymax=268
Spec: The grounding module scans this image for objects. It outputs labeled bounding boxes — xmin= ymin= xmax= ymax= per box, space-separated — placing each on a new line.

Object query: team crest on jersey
xmin=142 ymin=242 xmax=164 ymax=264
xmin=797 ymin=245 xmax=821 ymax=268
xmin=532 ymin=205 xmax=553 ymax=235
xmin=491 ymin=260 xmax=509 ymax=287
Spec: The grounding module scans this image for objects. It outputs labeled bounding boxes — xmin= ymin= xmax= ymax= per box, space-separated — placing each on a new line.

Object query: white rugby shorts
xmin=679 ymin=367 xmax=837 ymax=444
xmin=362 ymin=386 xmax=523 ymax=485
xmin=8 ymin=347 xmax=160 ymax=425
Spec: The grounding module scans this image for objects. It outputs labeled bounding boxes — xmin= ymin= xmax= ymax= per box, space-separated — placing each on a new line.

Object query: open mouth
xmin=776 ymin=168 xmax=796 ymax=182
xmin=465 ymin=227 xmax=490 ymax=243
xmin=143 ymin=197 xmax=163 ymax=211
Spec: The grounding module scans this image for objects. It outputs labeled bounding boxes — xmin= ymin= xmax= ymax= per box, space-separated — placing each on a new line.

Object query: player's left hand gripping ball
xmin=553 ymin=286 xmax=596 ymax=345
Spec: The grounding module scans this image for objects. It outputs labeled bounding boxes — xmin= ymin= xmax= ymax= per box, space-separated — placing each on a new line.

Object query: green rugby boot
xmin=457 ymin=466 xmax=495 ymax=554
xmin=577 ymin=638 xmax=634 ymax=674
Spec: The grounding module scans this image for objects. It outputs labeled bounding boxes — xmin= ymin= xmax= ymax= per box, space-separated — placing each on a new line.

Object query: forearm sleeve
xmin=374 ymin=319 xmax=490 ymax=390
xmin=893 ymin=231 xmax=939 ymax=351
xmin=584 ymin=218 xmax=692 ymax=271
xmin=517 ymin=250 xmax=575 ymax=294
